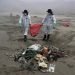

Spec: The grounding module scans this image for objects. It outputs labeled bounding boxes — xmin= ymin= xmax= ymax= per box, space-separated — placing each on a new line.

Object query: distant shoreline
xmin=0 ymin=12 xmax=75 ymax=17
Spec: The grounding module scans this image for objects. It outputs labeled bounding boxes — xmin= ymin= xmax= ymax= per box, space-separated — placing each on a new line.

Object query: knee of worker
xmin=24 ymin=31 xmax=28 ymax=35
xmin=42 ymin=26 xmax=47 ymax=34
xmin=24 ymin=27 xmax=29 ymax=35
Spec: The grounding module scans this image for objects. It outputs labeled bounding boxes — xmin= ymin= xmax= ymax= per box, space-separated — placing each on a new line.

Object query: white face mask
xmin=23 ymin=13 xmax=27 ymax=16
xmin=47 ymin=12 xmax=51 ymax=15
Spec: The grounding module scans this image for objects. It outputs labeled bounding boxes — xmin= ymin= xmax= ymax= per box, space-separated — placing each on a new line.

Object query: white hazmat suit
xmin=19 ymin=14 xmax=31 ymax=36
xmin=42 ymin=14 xmax=56 ymax=34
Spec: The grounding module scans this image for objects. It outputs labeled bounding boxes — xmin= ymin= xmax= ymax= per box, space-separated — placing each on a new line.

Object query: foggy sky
xmin=0 ymin=0 xmax=75 ymax=15
xmin=19 ymin=0 xmax=75 ymax=2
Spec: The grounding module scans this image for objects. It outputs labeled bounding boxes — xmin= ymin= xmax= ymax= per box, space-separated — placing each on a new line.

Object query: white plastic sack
xmin=38 ymin=61 xmax=47 ymax=68
xmin=28 ymin=44 xmax=41 ymax=51
xmin=48 ymin=64 xmax=56 ymax=72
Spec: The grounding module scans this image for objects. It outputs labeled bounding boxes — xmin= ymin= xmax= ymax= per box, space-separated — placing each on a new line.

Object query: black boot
xmin=47 ymin=34 xmax=50 ymax=41
xmin=43 ymin=35 xmax=46 ymax=41
xmin=24 ymin=35 xmax=27 ymax=41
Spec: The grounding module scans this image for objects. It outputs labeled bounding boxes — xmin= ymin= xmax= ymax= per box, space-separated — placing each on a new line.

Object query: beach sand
xmin=0 ymin=15 xmax=75 ymax=75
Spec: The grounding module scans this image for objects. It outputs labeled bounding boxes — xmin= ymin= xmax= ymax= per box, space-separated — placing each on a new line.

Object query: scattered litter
xmin=38 ymin=61 xmax=48 ymax=68
xmin=5 ymin=53 xmax=14 ymax=58
xmin=40 ymin=64 xmax=56 ymax=73
xmin=61 ymin=20 xmax=71 ymax=27
xmin=48 ymin=64 xmax=56 ymax=72
xmin=14 ymin=44 xmax=65 ymax=72
xmin=28 ymin=44 xmax=42 ymax=51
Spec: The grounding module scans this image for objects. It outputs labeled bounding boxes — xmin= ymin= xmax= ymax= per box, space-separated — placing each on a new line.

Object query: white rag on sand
xmin=48 ymin=64 xmax=56 ymax=72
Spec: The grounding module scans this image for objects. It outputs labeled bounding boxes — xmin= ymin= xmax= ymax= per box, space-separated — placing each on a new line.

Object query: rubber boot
xmin=24 ymin=35 xmax=27 ymax=41
xmin=47 ymin=34 xmax=50 ymax=41
xmin=43 ymin=35 xmax=46 ymax=41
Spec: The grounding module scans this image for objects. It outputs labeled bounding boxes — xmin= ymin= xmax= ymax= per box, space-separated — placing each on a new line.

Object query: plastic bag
xmin=29 ymin=23 xmax=42 ymax=37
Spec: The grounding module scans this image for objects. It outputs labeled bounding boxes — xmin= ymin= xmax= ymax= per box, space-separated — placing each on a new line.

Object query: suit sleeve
xmin=19 ymin=15 xmax=23 ymax=26
xmin=42 ymin=16 xmax=47 ymax=24
xmin=52 ymin=15 xmax=56 ymax=24
xmin=28 ymin=15 xmax=31 ymax=25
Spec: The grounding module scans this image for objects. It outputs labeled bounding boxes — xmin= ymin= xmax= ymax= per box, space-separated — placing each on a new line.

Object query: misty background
xmin=0 ymin=0 xmax=75 ymax=16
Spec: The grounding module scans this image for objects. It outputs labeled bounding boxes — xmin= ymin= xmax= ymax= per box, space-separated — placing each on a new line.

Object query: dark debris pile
xmin=14 ymin=44 xmax=66 ymax=72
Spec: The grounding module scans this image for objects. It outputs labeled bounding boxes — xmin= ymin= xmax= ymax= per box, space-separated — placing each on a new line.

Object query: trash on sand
xmin=35 ymin=54 xmax=47 ymax=68
xmin=14 ymin=44 xmax=65 ymax=72
xmin=48 ymin=64 xmax=56 ymax=72
xmin=38 ymin=61 xmax=48 ymax=68
xmin=61 ymin=20 xmax=71 ymax=27
xmin=28 ymin=44 xmax=42 ymax=51
xmin=40 ymin=64 xmax=56 ymax=73
xmin=35 ymin=54 xmax=46 ymax=61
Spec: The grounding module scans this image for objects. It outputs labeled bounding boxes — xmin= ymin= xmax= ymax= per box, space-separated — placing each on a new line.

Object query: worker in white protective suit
xmin=42 ymin=9 xmax=56 ymax=41
xmin=19 ymin=10 xmax=31 ymax=41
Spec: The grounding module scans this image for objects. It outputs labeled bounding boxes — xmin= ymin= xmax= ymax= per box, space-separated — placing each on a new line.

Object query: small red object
xmin=29 ymin=23 xmax=42 ymax=37
xmin=61 ymin=20 xmax=70 ymax=27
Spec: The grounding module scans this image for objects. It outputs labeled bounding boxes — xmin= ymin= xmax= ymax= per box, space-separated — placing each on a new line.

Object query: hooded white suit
xmin=19 ymin=14 xmax=31 ymax=35
xmin=42 ymin=14 xmax=56 ymax=34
